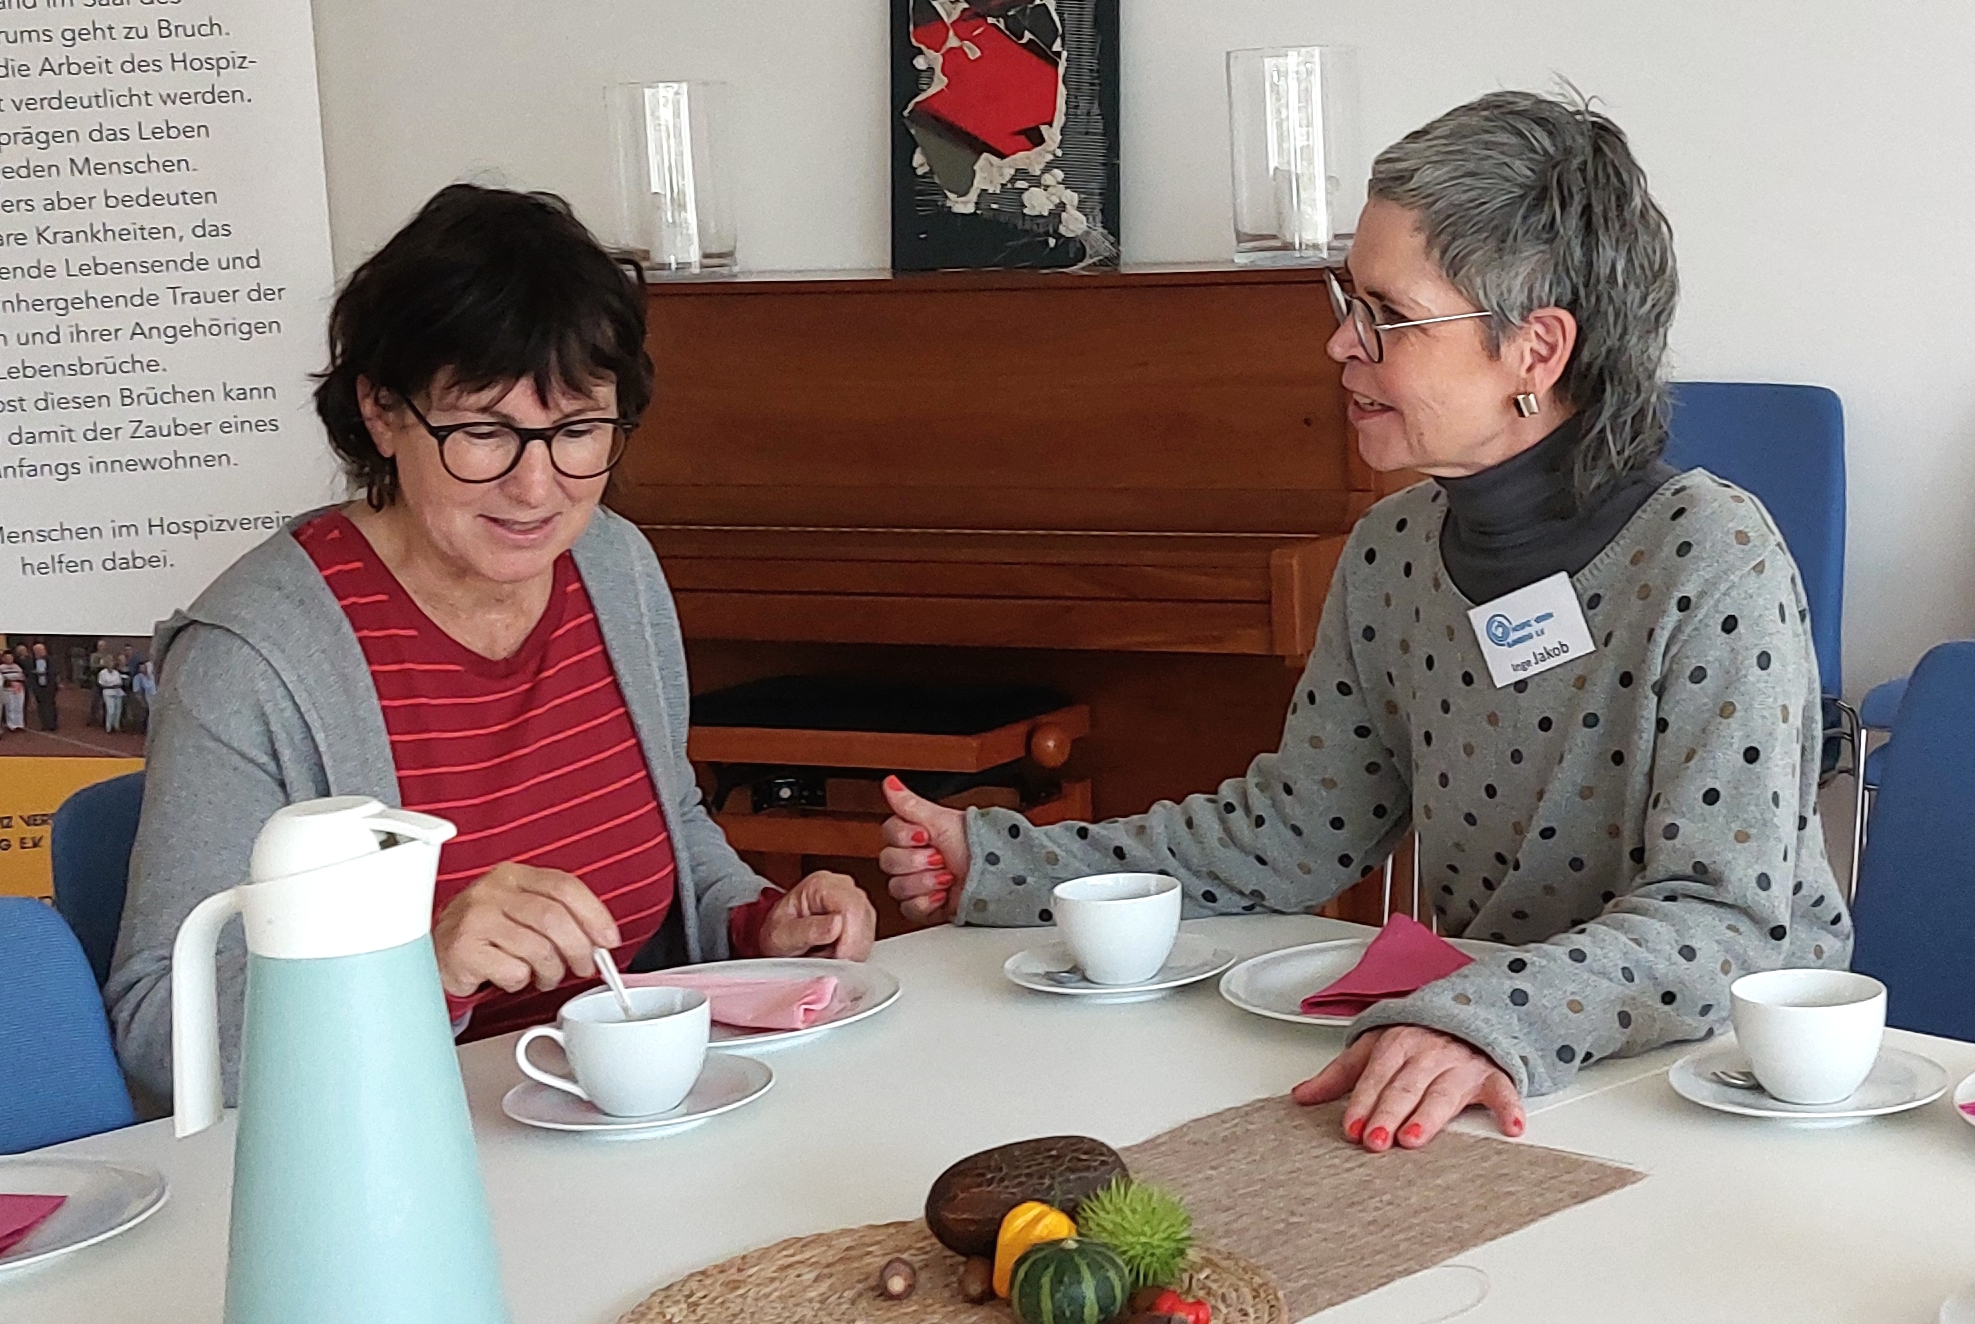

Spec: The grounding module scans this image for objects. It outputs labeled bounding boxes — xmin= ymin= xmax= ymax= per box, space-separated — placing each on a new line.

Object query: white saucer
xmin=1941 ymin=1280 xmax=1975 ymax=1324
xmin=637 ymin=958 xmax=901 ymax=1051
xmin=502 ymin=1052 xmax=773 ymax=1136
xmin=1953 ymin=1071 xmax=1975 ymax=1133
xmin=0 ymin=1158 xmax=169 ymax=1277
xmin=1003 ymin=933 xmax=1237 ymax=1003
xmin=1668 ymin=1042 xmax=1948 ymax=1123
xmin=1218 ymin=936 xmax=1507 ymax=1028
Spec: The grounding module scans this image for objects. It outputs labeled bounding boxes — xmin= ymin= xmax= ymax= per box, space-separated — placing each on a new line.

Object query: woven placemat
xmin=1121 ymin=1097 xmax=1644 ymax=1319
xmin=618 ymin=1220 xmax=1285 ymax=1324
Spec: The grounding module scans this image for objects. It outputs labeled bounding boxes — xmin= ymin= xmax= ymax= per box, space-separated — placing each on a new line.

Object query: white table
xmin=11 ymin=915 xmax=1975 ymax=1324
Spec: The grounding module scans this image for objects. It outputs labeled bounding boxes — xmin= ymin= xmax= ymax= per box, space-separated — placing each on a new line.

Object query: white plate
xmin=1003 ymin=932 xmax=1237 ymax=1003
xmin=1954 ymin=1070 xmax=1975 ymax=1130
xmin=0 ymin=1158 xmax=168 ymax=1277
xmin=502 ymin=1052 xmax=773 ymax=1136
xmin=639 ymin=958 xmax=901 ymax=1051
xmin=1941 ymin=1280 xmax=1975 ymax=1324
xmin=1669 ymin=1042 xmax=1948 ymax=1123
xmin=1218 ymin=936 xmax=1508 ymax=1027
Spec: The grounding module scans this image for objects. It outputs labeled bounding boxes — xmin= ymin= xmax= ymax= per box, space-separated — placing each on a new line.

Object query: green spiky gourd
xmin=1071 ymin=1178 xmax=1194 ymax=1291
xmin=1009 ymin=1237 xmax=1131 ymax=1324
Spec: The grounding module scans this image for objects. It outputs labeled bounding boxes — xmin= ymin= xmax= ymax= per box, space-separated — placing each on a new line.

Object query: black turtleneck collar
xmin=1436 ymin=415 xmax=1676 ymax=604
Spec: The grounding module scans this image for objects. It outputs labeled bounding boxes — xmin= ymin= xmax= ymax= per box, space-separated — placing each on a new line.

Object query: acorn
xmin=879 ymin=1257 xmax=917 ymax=1300
xmin=958 ymin=1255 xmax=995 ymax=1304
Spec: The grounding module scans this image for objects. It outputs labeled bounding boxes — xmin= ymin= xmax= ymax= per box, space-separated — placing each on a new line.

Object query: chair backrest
xmin=0 ymin=898 xmax=136 ymax=1153
xmin=1849 ymin=641 xmax=1975 ymax=1039
xmin=1663 ymin=382 xmax=1846 ymax=696
xmin=51 ymin=770 xmax=144 ymax=987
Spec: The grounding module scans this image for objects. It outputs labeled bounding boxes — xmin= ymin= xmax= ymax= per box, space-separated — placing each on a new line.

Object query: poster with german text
xmin=0 ymin=0 xmax=339 ymax=635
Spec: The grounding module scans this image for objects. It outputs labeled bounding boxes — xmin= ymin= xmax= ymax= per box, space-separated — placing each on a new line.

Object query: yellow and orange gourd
xmin=993 ymin=1201 xmax=1076 ymax=1297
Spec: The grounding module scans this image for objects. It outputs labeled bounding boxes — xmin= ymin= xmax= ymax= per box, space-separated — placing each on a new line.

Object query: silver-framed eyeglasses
xmin=401 ymin=396 xmax=633 ymax=484
xmin=1325 ymin=268 xmax=1494 ymax=364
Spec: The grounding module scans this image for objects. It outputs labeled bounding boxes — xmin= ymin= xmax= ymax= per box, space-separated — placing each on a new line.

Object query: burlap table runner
xmin=622 ymin=1094 xmax=1642 ymax=1322
xmin=1121 ymin=1096 xmax=1644 ymax=1318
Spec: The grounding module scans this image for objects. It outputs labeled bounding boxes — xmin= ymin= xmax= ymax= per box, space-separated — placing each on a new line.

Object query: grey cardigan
xmin=105 ymin=506 xmax=770 ymax=1106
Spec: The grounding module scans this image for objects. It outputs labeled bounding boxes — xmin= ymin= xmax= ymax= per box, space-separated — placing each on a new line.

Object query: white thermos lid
xmin=248 ymin=796 xmax=387 ymax=884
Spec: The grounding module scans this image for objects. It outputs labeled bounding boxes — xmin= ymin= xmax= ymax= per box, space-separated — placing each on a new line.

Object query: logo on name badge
xmin=1485 ymin=611 xmax=1556 ymax=649
xmin=1465 ymin=572 xmax=1596 ymax=689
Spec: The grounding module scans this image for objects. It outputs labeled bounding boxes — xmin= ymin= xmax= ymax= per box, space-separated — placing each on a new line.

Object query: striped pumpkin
xmin=1009 ymin=1237 xmax=1131 ymax=1324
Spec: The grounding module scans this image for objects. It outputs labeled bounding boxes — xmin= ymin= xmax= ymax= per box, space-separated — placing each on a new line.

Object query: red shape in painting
xmin=911 ymin=13 xmax=1060 ymax=159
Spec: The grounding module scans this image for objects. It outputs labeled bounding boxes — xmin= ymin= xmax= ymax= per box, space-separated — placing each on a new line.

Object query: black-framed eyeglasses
xmin=1325 ymin=268 xmax=1494 ymax=364
xmin=399 ymin=395 xmax=634 ymax=484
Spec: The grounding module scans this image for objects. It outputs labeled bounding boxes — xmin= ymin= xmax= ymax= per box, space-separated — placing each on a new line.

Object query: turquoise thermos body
xmin=172 ymin=797 xmax=510 ymax=1324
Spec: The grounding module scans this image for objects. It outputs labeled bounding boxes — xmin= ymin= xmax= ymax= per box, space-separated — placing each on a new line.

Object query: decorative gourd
xmin=1009 ymin=1237 xmax=1132 ymax=1324
xmin=925 ymin=1136 xmax=1128 ymax=1257
xmin=994 ymin=1201 xmax=1077 ymax=1297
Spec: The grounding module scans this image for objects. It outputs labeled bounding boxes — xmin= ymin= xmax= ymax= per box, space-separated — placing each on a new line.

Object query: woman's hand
xmin=877 ymin=775 xmax=971 ymax=924
xmin=432 ymin=862 xmax=621 ymax=998
xmin=758 ymin=871 xmax=878 ymax=961
xmin=1292 ymin=1025 xmax=1524 ymax=1150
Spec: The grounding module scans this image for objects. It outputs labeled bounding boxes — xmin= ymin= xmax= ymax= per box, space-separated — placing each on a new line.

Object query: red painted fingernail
xmin=1400 ymin=1123 xmax=1424 ymax=1144
xmin=912 ymin=830 xmax=929 ymax=846
xmin=935 ymin=872 xmax=955 ymax=885
xmin=1344 ymin=1117 xmax=1365 ymax=1141
xmin=885 ymin=775 xmax=904 ymax=792
xmin=1366 ymin=1126 xmax=1389 ymax=1148
xmin=1509 ymin=1115 xmax=1525 ymax=1136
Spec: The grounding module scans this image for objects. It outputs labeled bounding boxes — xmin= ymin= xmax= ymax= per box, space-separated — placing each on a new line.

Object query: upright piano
xmin=609 ymin=264 xmax=1407 ymax=928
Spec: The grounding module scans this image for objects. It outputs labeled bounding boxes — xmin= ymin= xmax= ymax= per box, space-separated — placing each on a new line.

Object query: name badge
xmin=1466 ymin=572 xmax=1596 ymax=688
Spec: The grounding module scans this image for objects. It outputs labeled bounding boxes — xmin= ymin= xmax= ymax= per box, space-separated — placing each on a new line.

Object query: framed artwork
xmin=891 ymin=0 xmax=1122 ymax=272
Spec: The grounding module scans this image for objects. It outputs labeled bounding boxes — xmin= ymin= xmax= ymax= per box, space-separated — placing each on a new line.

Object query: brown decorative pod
xmin=618 ymin=1221 xmax=1285 ymax=1324
xmin=925 ymin=1136 xmax=1127 ymax=1257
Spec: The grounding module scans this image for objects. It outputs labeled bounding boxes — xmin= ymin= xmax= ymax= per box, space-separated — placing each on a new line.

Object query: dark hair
xmin=313 ymin=184 xmax=652 ymax=508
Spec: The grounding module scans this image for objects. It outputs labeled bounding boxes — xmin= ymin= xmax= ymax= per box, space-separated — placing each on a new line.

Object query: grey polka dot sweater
xmin=956 ymin=470 xmax=1850 ymax=1097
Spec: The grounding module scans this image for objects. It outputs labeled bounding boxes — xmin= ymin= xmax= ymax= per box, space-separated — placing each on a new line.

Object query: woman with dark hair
xmin=881 ymin=91 xmax=1847 ymax=1147
xmin=108 ymin=185 xmax=876 ymax=1103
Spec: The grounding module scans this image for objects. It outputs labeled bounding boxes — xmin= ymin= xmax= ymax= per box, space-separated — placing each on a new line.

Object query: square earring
xmin=1514 ymin=393 xmax=1542 ymax=418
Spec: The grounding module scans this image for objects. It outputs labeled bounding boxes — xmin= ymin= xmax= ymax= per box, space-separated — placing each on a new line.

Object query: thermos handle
xmin=172 ymin=887 xmax=244 ymax=1138
xmin=515 ymin=1027 xmax=591 ymax=1103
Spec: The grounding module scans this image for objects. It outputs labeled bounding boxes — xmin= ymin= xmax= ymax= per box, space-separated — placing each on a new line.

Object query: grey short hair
xmin=1367 ymin=89 xmax=1678 ymax=496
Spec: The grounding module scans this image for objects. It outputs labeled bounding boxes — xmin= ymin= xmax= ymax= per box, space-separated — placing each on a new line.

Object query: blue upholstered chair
xmin=51 ymin=770 xmax=144 ymax=988
xmin=0 ymin=898 xmax=136 ymax=1153
xmin=1661 ymin=382 xmax=1861 ymax=891
xmin=1849 ymin=641 xmax=1975 ymax=1041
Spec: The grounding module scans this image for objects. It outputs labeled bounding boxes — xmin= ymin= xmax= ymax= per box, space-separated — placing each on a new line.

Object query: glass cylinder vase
xmin=607 ymin=81 xmax=737 ymax=277
xmin=1226 ymin=47 xmax=1359 ymax=266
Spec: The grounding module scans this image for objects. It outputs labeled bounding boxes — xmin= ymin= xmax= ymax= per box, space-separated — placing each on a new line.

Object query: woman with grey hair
xmin=878 ymin=90 xmax=1847 ymax=1149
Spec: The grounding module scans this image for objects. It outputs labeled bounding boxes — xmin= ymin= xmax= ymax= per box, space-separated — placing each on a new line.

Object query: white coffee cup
xmin=515 ymin=986 xmax=711 ymax=1117
xmin=1052 ymin=873 xmax=1182 ymax=986
xmin=1729 ymin=969 xmax=1887 ymax=1105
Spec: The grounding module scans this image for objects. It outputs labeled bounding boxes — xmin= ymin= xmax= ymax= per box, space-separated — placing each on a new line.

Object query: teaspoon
xmin=593 ymin=946 xmax=640 ymax=1020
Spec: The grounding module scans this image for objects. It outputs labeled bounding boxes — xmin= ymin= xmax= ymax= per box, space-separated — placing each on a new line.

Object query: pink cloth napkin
xmin=624 ymin=973 xmax=840 ymax=1031
xmin=1300 ymin=914 xmax=1475 ymax=1018
xmin=0 ymin=1194 xmax=65 ymax=1256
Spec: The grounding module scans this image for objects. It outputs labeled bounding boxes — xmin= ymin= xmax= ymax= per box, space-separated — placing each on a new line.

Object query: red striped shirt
xmin=298 ymin=511 xmax=688 ymax=1040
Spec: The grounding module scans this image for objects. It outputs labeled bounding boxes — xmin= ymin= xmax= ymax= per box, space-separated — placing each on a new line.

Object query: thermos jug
xmin=173 ymin=796 xmax=509 ymax=1324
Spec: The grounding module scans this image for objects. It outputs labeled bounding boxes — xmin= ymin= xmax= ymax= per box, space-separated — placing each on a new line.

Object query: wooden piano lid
xmin=609 ymin=265 xmax=1400 ymax=661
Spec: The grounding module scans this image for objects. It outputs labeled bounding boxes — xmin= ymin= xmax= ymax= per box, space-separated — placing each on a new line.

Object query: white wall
xmin=310 ymin=0 xmax=1975 ymax=695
